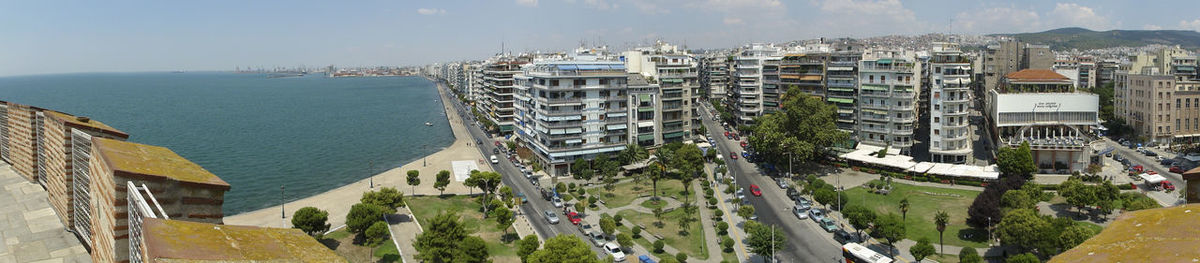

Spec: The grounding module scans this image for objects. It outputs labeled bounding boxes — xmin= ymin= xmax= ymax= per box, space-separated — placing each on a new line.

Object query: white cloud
xmin=723 ymin=17 xmax=744 ymax=25
xmin=1143 ymin=24 xmax=1163 ymax=30
xmin=1181 ymin=19 xmax=1200 ymax=31
xmin=515 ymin=0 xmax=538 ymax=7
xmin=952 ymin=7 xmax=1041 ymax=33
xmin=416 ymin=8 xmax=446 ymax=15
xmin=1047 ymin=3 xmax=1110 ymax=30
xmin=808 ymin=0 xmax=928 ymax=35
xmin=584 ymin=0 xmax=613 ymax=10
xmin=703 ymin=0 xmax=782 ymax=10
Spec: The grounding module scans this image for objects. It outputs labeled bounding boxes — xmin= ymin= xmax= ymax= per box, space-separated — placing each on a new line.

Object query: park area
xmin=586 ymin=179 xmax=694 ymax=208
xmin=843 ymin=180 xmax=990 ymax=248
xmin=407 ymin=195 xmax=519 ymax=263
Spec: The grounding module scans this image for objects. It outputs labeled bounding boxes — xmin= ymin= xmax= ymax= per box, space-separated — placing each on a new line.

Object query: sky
xmin=2 ymin=0 xmax=1199 ymax=77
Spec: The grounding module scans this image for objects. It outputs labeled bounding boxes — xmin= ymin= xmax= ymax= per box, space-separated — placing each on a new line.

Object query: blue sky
xmin=2 ymin=0 xmax=1198 ymax=77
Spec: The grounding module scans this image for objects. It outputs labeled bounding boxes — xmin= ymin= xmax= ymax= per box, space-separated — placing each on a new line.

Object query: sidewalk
xmin=0 ymin=164 xmax=91 ymax=263
xmin=387 ymin=207 xmax=423 ymax=263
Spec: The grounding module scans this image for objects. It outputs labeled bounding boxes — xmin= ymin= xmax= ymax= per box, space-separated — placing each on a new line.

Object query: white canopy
xmin=1140 ymin=173 xmax=1167 ymax=184
xmin=840 ymin=144 xmax=999 ymax=180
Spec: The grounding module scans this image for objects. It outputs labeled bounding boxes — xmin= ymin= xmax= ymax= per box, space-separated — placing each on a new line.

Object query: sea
xmin=0 ymin=72 xmax=454 ymax=214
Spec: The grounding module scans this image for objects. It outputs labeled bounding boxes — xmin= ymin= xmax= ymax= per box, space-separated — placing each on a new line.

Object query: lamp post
xmin=280 ymin=185 xmax=286 ymax=219
xmin=423 ymin=144 xmax=428 ymax=166
xmin=369 ymin=160 xmax=374 ymax=189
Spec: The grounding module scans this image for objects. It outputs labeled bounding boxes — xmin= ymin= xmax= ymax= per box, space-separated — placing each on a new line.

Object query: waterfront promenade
xmin=225 ymin=78 xmax=491 ymax=228
xmin=0 ymin=163 xmax=91 ymax=263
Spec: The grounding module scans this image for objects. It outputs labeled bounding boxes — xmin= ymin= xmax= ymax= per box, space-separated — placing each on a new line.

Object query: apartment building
xmin=779 ymin=51 xmax=828 ymax=98
xmin=481 ymin=56 xmax=530 ymax=134
xmin=828 ymin=43 xmax=864 ymax=134
xmin=982 ymin=40 xmax=1053 ymax=92
xmin=730 ymin=44 xmax=782 ymax=126
xmin=513 ymin=61 xmax=630 ymax=176
xmin=700 ymin=53 xmax=731 ymax=101
xmin=857 ymin=49 xmax=922 ymax=154
xmin=927 ymin=42 xmax=974 ymax=163
xmin=626 ymin=74 xmax=663 ymax=146
xmin=988 ymin=69 xmax=1098 ymax=172
xmin=42 ymin=111 xmax=130 ymax=230
xmin=622 ymin=41 xmax=698 ymax=143
xmin=81 ymin=137 xmax=230 ymax=262
xmin=1115 ymin=46 xmax=1200 ymax=145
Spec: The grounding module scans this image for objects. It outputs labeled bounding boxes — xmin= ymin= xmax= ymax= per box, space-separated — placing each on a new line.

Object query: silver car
xmin=776 ymin=178 xmax=789 ymax=189
xmin=544 ymin=211 xmax=560 ymax=224
xmin=792 ymin=204 xmax=809 ymax=219
xmin=588 ymin=231 xmax=606 ymax=247
xmin=552 ymin=197 xmax=564 ymax=208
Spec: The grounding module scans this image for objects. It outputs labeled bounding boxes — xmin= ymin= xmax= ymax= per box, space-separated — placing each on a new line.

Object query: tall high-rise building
xmin=982 ymin=40 xmax=1053 ymax=92
xmin=481 ymin=56 xmax=530 ymax=134
xmin=926 ymin=42 xmax=974 ymax=163
xmin=731 ymin=44 xmax=782 ymax=126
xmin=700 ymin=53 xmax=731 ymax=101
xmin=622 ymin=41 xmax=698 ymax=143
xmin=857 ymin=49 xmax=922 ymax=154
xmin=828 ymin=42 xmax=864 ymax=134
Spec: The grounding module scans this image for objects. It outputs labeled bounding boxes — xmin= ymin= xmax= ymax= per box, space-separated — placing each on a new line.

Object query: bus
xmin=842 ymin=243 xmax=892 ymax=263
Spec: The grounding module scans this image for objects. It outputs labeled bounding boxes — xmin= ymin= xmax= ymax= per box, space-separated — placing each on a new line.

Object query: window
xmin=869 ymin=75 xmax=874 ymax=83
xmin=934 ymin=92 xmax=940 ymax=99
xmin=599 ymin=78 xmax=609 ymax=85
xmin=934 ymin=129 xmax=940 ymax=135
xmin=881 ymin=76 xmax=886 ymax=83
xmin=1178 ymin=120 xmax=1182 ymax=131
xmin=550 ymin=80 xmax=559 ymax=86
xmin=574 ymin=79 xmax=586 ymax=86
xmin=934 ymin=117 xmax=940 ymax=123
xmin=934 ymin=104 xmax=940 ymax=110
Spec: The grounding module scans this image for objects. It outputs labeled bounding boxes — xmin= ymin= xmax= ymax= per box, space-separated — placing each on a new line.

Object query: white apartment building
xmin=731 ymin=44 xmax=782 ymax=126
xmin=622 ymin=41 xmax=697 ymax=143
xmin=988 ymin=69 xmax=1098 ymax=172
xmin=481 ymin=56 xmax=529 ymax=133
xmin=927 ymin=42 xmax=973 ymax=163
xmin=857 ymin=49 xmax=922 ymax=154
xmin=701 ymin=54 xmax=731 ymax=101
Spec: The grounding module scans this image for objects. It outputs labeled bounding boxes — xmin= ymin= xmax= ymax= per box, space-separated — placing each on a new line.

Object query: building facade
xmin=42 ymin=111 xmax=130 ymax=230
xmin=1115 ymin=46 xmax=1200 ymax=146
xmin=828 ymin=43 xmax=864 ymax=134
xmin=730 ymin=44 xmax=782 ymax=126
xmin=481 ymin=57 xmax=530 ymax=134
xmin=927 ymin=42 xmax=974 ymax=163
xmin=988 ymin=69 xmax=1098 ymax=172
xmin=983 ymin=40 xmax=1053 ymax=92
xmin=700 ymin=53 xmax=731 ymax=101
xmin=857 ymin=49 xmax=922 ymax=154
xmin=6 ymin=102 xmax=39 ymax=182
xmin=622 ymin=41 xmax=697 ymax=143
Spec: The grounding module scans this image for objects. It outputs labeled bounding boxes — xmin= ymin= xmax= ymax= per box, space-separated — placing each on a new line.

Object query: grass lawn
xmin=373 ymin=241 xmax=401 ymax=263
xmin=588 ymin=179 xmax=695 ymax=208
xmin=407 ymin=195 xmax=519 ymax=262
xmin=843 ymin=180 xmax=988 ymax=248
xmin=927 ymin=253 xmax=960 ymax=263
xmin=640 ymin=199 xmax=668 ymax=210
xmin=618 ymin=208 xmax=709 ymax=260
xmin=321 ymin=229 xmax=396 ymax=263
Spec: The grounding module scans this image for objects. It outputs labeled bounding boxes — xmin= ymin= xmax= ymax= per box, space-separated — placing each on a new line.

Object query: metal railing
xmin=127 ymin=181 xmax=168 ymax=263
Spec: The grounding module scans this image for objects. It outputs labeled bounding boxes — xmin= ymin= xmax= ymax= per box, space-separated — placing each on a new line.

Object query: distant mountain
xmin=991 ymin=27 xmax=1200 ymax=50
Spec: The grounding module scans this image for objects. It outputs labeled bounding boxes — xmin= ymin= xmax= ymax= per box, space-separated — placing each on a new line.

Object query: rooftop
xmin=1051 ymin=204 xmax=1200 ymax=262
xmin=1005 ymin=69 xmax=1071 ymax=83
xmin=44 ymin=111 xmax=129 ymax=138
xmin=92 ymin=138 xmax=230 ymax=189
xmin=141 ymin=218 xmax=346 ymax=262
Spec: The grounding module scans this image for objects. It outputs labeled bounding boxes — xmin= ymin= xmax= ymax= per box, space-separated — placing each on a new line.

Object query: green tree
xmin=414 ymin=212 xmax=468 ymax=262
xmin=675 ymin=252 xmax=688 ymax=263
xmin=653 ymin=207 xmax=664 ymax=225
xmin=517 ymin=235 xmax=540 ymax=262
xmin=1000 ymin=186 xmax=1039 ymax=213
xmin=618 ymin=144 xmax=649 ymax=165
xmin=365 ymin=221 xmax=390 ymax=246
xmin=672 ymin=144 xmax=706 ymax=204
xmin=1060 ymin=178 xmax=1096 ymax=216
xmin=677 ymin=214 xmax=692 ymax=235
xmin=492 ymin=205 xmax=516 ymax=238
xmin=613 ymin=214 xmax=623 ymax=226
xmin=291 ymin=207 xmax=330 ymax=237
xmin=1058 ymin=224 xmax=1095 ymax=252
xmin=744 ymin=221 xmax=786 ymax=259
xmin=572 ymin=158 xmax=594 ymax=181
xmin=1005 ymin=253 xmax=1040 ymax=263
xmin=910 ymin=237 xmax=936 ymax=261
xmin=360 ymin=187 xmax=405 ymax=213
xmin=997 ymin=142 xmax=1037 ymax=178
xmin=716 ymin=221 xmax=729 ymax=235
xmin=648 ymin=149 xmax=673 ymax=198
xmin=617 ymin=233 xmax=633 ymax=248
xmin=737 ymin=204 xmax=756 ymax=220
xmin=721 ymin=236 xmax=735 ymax=252
xmin=575 ymin=201 xmax=586 ymax=214
xmin=435 ymin=170 xmax=452 ymax=195
xmin=996 ymin=209 xmax=1048 ymax=250
xmin=632 ymin=226 xmax=642 ymax=238
xmin=747 ymin=87 xmax=849 ymax=166
xmin=500 ymin=186 xmax=515 ymax=206
xmin=406 ymin=170 xmax=420 ymax=193
xmin=934 ymin=210 xmax=950 ymax=253
xmin=871 ymin=213 xmax=906 ymax=256
xmin=454 ymin=236 xmax=490 ymax=263
xmin=959 ymin=247 xmax=983 ymax=263
xmin=600 ymin=217 xmax=617 ymax=237
xmin=653 ymin=240 xmax=665 ymax=253
xmin=346 ymin=203 xmax=390 ymax=235
xmin=842 ymin=205 xmax=875 ymax=240
xmin=899 ymin=198 xmax=910 ymax=221
xmin=465 ymin=170 xmax=504 ymax=215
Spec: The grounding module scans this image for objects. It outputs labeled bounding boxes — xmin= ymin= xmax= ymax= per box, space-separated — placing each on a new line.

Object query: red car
xmin=724 ymin=131 xmax=730 ymax=137
xmin=729 ymin=151 xmax=738 ymax=159
xmin=1170 ymin=166 xmax=1185 ymax=173
xmin=1131 ymin=165 xmax=1145 ymax=172
xmin=740 ymin=141 xmax=748 ymax=147
xmin=566 ymin=212 xmax=581 ymax=225
xmin=1163 ymin=181 xmax=1177 ymax=191
xmin=750 ymin=184 xmax=762 ymax=196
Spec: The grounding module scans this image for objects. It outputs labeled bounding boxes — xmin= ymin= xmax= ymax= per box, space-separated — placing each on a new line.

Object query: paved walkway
xmin=386 ymin=207 xmax=422 ymax=263
xmin=0 ymin=164 xmax=90 ymax=263
xmin=225 ymin=78 xmax=491 ymax=229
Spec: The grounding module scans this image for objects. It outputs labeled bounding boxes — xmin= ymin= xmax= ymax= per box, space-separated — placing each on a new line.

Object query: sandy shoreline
xmin=224 ymin=77 xmax=491 ymax=228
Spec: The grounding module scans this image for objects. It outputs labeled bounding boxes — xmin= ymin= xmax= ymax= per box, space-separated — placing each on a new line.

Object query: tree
xmin=672 ymin=144 xmax=706 ymax=204
xmin=648 ymin=151 xmax=672 ymax=198
xmin=613 ymin=214 xmax=623 ymax=226
xmin=995 ymin=209 xmax=1048 ymax=250
xmin=346 ymin=203 xmax=390 ymax=235
xmin=291 ymin=207 xmax=330 ymax=237
xmin=492 ymin=205 xmax=516 ymax=237
xmin=737 ymin=204 xmax=755 ymax=220
xmin=572 ymin=158 xmax=594 ymax=181
xmin=406 ymin=170 xmax=420 ymax=193
xmin=959 ymin=247 xmax=983 ymax=263
xmin=677 ymin=214 xmax=692 ymax=235
xmin=675 ymin=252 xmax=688 ymax=263
xmin=653 ymin=207 xmax=664 ymax=225
xmin=721 ymin=236 xmax=735 ymax=252
xmin=500 ymin=186 xmax=515 ymax=205
xmin=454 ymin=236 xmax=490 ymax=263
xmin=968 ymin=175 xmax=1027 ymax=228
xmin=744 ymin=221 xmax=785 ymax=259
xmin=716 ymin=221 xmax=729 ymax=235
xmin=910 ymin=237 xmax=936 ymax=262
xmin=1060 ymin=178 xmax=1097 ymax=216
xmin=435 ymin=170 xmax=452 ymax=195
xmin=617 ymin=233 xmax=633 ymax=248
xmin=1000 ymin=187 xmax=1039 ymax=213
xmin=871 ymin=213 xmax=906 ymax=256
xmin=618 ymin=144 xmax=649 ymax=165
xmin=365 ymin=221 xmax=390 ymax=246
xmin=632 ymin=226 xmax=642 ymax=238
xmin=517 ymin=235 xmax=540 ymax=262
xmin=653 ymin=240 xmax=666 ymax=253
xmin=934 ymin=210 xmax=950 ymax=253
xmin=575 ymin=201 xmax=587 ymax=214
xmin=465 ymin=170 xmax=503 ymax=215
xmin=746 ymin=87 xmax=849 ymax=166
xmin=842 ymin=205 xmax=875 ymax=240
xmin=899 ymin=198 xmax=910 ymax=221
xmin=997 ymin=142 xmax=1037 ymax=178
xmin=360 ymin=187 xmax=405 ymax=214
xmin=599 ymin=216 xmax=617 ymax=237
xmin=414 ymin=212 xmax=468 ymax=262
xmin=1058 ymin=224 xmax=1095 ymax=252
xmin=1005 ymin=253 xmax=1040 ymax=263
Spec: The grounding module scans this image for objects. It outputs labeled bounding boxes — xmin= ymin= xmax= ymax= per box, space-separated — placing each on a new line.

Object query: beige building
xmin=982 ymin=40 xmax=1053 ymax=92
xmin=1115 ymin=46 xmax=1200 ymax=145
xmin=42 ymin=111 xmax=130 ymax=230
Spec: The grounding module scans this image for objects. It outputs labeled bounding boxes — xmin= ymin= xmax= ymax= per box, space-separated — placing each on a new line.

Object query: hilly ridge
xmin=992 ymin=27 xmax=1200 ymax=50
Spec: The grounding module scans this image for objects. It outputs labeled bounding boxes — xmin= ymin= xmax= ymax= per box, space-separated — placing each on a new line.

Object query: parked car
xmin=567 ymin=211 xmax=582 ymax=225
xmin=741 ymin=151 xmax=750 ymax=159
xmin=552 ymin=197 xmax=564 ymax=208
xmin=809 ymin=208 xmax=826 ymax=222
xmin=819 ymin=217 xmax=839 ymax=232
xmin=544 ymin=211 xmax=560 ymax=224
xmin=749 ymin=184 xmax=762 ymax=196
xmin=786 ymin=188 xmax=800 ymax=200
xmin=1145 ymin=151 xmax=1159 ymax=157
xmin=540 ymin=188 xmax=552 ymax=201
xmin=740 ymin=141 xmax=748 ymax=147
xmin=1171 ymin=166 xmax=1185 ymax=173
xmin=1161 ymin=158 xmax=1176 ymax=165
xmin=516 ymin=192 xmax=528 ymax=204
xmin=833 ymin=229 xmax=857 ymax=244
xmin=588 ymin=231 xmax=606 ymax=247
xmin=795 ymin=198 xmax=812 ymax=210
xmin=735 ymin=188 xmax=745 ymax=200
xmin=792 ymin=204 xmax=809 ymax=219
xmin=638 ymin=255 xmax=656 ymax=263
xmin=729 ymin=151 xmax=738 ymax=160
xmin=604 ymin=242 xmax=627 ymax=262
xmin=776 ymin=178 xmax=789 ymax=189
xmin=579 ymin=222 xmax=594 ymax=233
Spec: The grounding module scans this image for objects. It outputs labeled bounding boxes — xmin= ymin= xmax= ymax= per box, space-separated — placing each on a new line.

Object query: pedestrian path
xmin=387 ymin=206 xmax=423 ymax=263
xmin=0 ymin=164 xmax=90 ymax=263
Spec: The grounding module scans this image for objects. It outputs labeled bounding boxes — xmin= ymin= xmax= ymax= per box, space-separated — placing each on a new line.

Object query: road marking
xmin=713 ymin=165 xmax=751 ymax=259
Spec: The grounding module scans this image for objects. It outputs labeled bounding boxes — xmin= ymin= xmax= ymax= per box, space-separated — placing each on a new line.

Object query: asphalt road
xmin=439 ymin=84 xmax=610 ymax=258
xmin=1103 ymin=139 xmax=1187 ymax=190
xmin=697 ymin=103 xmax=844 ymax=262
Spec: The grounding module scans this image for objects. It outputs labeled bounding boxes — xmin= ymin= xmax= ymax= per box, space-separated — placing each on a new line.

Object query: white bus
xmin=842 ymin=243 xmax=892 ymax=263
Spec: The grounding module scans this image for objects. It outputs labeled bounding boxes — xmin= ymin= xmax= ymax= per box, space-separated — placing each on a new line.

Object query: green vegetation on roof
xmin=92 ymin=138 xmax=229 ymax=188
xmin=143 ymin=218 xmax=347 ymax=262
xmin=45 ymin=111 xmax=128 ymax=137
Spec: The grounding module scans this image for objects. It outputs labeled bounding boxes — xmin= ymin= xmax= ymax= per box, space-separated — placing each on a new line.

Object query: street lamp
xmin=280 ymin=185 xmax=286 ymax=219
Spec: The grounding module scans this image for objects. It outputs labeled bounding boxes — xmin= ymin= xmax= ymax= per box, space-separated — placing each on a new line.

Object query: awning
xmin=828 ymin=87 xmax=854 ymax=92
xmin=828 ymin=67 xmax=854 ymax=71
xmin=877 ymin=59 xmax=892 ymax=64
xmin=664 ymin=131 xmax=685 ymax=138
xmin=637 ymin=121 xmax=655 ymax=128
xmin=638 ymin=94 xmax=652 ymax=101
xmin=638 ymin=107 xmax=655 ymax=112
xmin=638 ymin=134 xmax=654 ymax=141
xmin=607 ymin=124 xmax=628 ymax=130
xmin=894 ymin=85 xmax=914 ymax=92
xmin=662 ymin=79 xmax=683 ymax=84
xmin=861 ymin=85 xmax=888 ymax=91
xmin=800 ymin=75 xmax=822 ymax=81
xmin=828 ymin=98 xmax=854 ymax=104
xmin=862 ymin=109 xmax=888 ymax=115
xmin=1140 ymin=173 xmax=1166 ymax=184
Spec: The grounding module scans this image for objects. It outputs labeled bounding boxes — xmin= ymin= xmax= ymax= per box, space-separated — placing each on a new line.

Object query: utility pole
xmin=771 ymin=224 xmax=775 ymax=263
xmin=369 ymin=160 xmax=374 ymax=188
xmin=280 ymin=185 xmax=286 ymax=219
xmin=988 ymin=216 xmax=993 ymax=247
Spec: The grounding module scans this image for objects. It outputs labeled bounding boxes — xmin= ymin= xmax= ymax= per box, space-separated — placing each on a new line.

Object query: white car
xmin=490 ymin=155 xmax=499 ymax=164
xmin=544 ymin=211 xmax=560 ymax=224
xmin=552 ymin=197 xmax=564 ymax=208
xmin=588 ymin=231 xmax=606 ymax=247
xmin=735 ymin=188 xmax=745 ymax=200
xmin=604 ymin=242 xmax=626 ymax=262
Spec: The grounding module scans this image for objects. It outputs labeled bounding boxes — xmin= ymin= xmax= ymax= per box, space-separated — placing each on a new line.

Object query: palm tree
xmin=648 ymin=152 xmax=671 ymax=199
xmin=934 ymin=210 xmax=949 ymax=253
xmin=899 ymin=198 xmax=910 ymax=221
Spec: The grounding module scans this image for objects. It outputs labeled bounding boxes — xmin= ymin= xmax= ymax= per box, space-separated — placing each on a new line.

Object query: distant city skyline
xmin=3 ymin=0 xmax=1199 ymax=77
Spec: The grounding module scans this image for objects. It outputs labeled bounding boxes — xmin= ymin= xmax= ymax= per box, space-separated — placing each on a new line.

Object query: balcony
xmin=943 ymin=96 xmax=970 ymax=103
xmin=944 ymin=121 xmax=969 ymax=128
xmin=661 ymin=71 xmax=698 ymax=78
xmin=893 ymin=128 xmax=914 ymax=136
xmin=861 ymin=91 xmax=890 ymax=98
xmin=943 ymin=110 xmax=969 ymax=116
xmin=892 ymin=92 xmax=916 ymax=99
xmin=893 ymin=116 xmax=916 ymax=123
xmin=892 ymin=140 xmax=914 ymax=147
xmin=892 ymin=104 xmax=914 ymax=111
xmin=860 ymin=114 xmax=890 ymax=122
xmin=860 ymin=126 xmax=889 ymax=133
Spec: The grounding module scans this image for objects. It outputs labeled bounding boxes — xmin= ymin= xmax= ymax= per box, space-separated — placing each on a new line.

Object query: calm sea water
xmin=0 ymin=72 xmax=454 ymax=214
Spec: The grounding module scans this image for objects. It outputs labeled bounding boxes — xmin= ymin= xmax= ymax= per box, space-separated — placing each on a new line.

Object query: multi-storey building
xmin=988 ymin=69 xmax=1098 ymax=172
xmin=700 ymin=53 xmax=731 ymax=101
xmin=982 ymin=40 xmax=1053 ymax=92
xmin=828 ymin=43 xmax=864 ymax=134
xmin=857 ymin=49 xmax=922 ymax=154
xmin=927 ymin=42 xmax=974 ymax=163
xmin=1115 ymin=46 xmax=1200 ymax=145
xmin=730 ymin=44 xmax=782 ymax=126
xmin=622 ymin=41 xmax=697 ymax=143
xmin=778 ymin=51 xmax=828 ymax=97
xmin=626 ymin=74 xmax=663 ymax=147
xmin=513 ymin=61 xmax=629 ymax=176
xmin=42 ymin=111 xmax=130 ymax=230
xmin=481 ymin=56 xmax=530 ymax=134
xmin=1097 ymin=59 xmax=1121 ymax=88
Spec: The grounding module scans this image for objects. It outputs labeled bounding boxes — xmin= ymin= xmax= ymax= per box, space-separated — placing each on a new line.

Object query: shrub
xmin=716 ymin=222 xmax=729 ymax=235
xmin=569 ymin=182 xmax=577 ymax=191
xmin=346 ymin=203 xmax=390 ymax=234
xmin=1118 ymin=183 xmax=1134 ymax=190
xmin=676 ymin=252 xmax=688 ymax=263
xmin=708 ymin=197 xmax=718 ymax=207
xmin=705 ymin=188 xmax=715 ymax=198
xmin=632 ymin=226 xmax=642 ymax=238
xmin=653 ymin=240 xmax=665 ymax=253
xmin=721 ymin=236 xmax=735 ymax=252
xmin=1039 ymin=184 xmax=1060 ymax=191
xmin=365 ymin=221 xmax=390 ymax=246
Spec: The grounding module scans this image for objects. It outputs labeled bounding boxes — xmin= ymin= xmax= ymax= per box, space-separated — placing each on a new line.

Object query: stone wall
xmin=7 ymin=103 xmax=37 ymax=181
